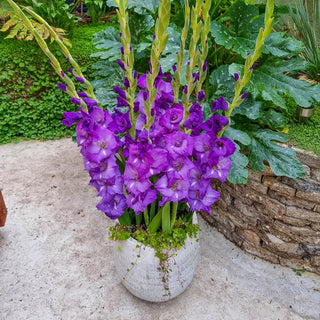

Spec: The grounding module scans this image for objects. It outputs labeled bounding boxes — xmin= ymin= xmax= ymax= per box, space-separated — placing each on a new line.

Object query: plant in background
xmin=289 ymin=0 xmax=320 ymax=82
xmin=0 ymin=0 xmax=72 ymax=43
xmin=84 ymin=0 xmax=107 ymax=24
xmin=207 ymin=0 xmax=318 ymax=183
xmin=25 ymin=0 xmax=77 ymax=32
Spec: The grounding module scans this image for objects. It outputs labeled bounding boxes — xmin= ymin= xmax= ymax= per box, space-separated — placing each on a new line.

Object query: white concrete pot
xmin=113 ymin=215 xmax=200 ymax=302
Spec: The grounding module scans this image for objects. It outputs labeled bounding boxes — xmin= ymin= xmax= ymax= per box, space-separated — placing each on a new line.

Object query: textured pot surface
xmin=113 ymin=218 xmax=200 ymax=302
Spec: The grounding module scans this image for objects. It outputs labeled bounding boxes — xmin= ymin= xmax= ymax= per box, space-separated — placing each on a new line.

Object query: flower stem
xmin=218 ymin=0 xmax=275 ymax=138
xmin=143 ymin=207 xmax=150 ymax=227
xmin=170 ymin=202 xmax=178 ymax=230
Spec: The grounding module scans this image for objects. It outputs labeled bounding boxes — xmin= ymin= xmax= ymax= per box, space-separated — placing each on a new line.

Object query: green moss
xmin=109 ymin=218 xmax=200 ymax=260
xmin=283 ymin=94 xmax=320 ymax=157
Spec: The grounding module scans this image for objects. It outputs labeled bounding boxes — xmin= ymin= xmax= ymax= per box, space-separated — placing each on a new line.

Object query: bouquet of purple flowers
xmin=62 ymin=68 xmax=235 ymax=231
xmin=6 ymin=0 xmax=274 ymax=234
xmin=59 ymin=0 xmax=274 ymax=233
xmin=60 ymin=0 xmax=245 ymax=233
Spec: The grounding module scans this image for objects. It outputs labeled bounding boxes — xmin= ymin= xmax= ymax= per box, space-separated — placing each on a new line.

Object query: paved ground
xmin=1 ymin=138 xmax=320 ymax=320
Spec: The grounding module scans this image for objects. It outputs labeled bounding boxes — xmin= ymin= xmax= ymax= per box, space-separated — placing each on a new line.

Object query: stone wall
xmin=202 ymin=148 xmax=320 ymax=275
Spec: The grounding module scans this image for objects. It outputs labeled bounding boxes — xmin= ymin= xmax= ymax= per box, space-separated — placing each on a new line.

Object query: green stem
xmin=170 ymin=202 xmax=178 ymax=230
xmin=135 ymin=213 xmax=142 ymax=227
xmin=162 ymin=202 xmax=171 ymax=233
xmin=143 ymin=207 xmax=149 ymax=227
xmin=218 ymin=0 xmax=275 ymax=138
xmin=150 ymin=200 xmax=156 ymax=222
xmin=23 ymin=6 xmax=96 ymax=101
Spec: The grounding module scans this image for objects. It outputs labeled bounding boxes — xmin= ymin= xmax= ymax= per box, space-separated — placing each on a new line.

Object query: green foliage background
xmin=0 ymin=23 xmax=109 ymax=144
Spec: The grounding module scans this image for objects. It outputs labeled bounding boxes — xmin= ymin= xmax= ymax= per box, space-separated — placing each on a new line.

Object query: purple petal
xmin=57 ymin=83 xmax=67 ymax=92
xmin=116 ymin=59 xmax=126 ymax=71
xmin=71 ymin=97 xmax=81 ymax=106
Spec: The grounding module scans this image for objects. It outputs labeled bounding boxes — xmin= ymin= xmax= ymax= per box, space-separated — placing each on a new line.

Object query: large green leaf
xmin=229 ymin=57 xmax=320 ymax=108
xmin=227 ymin=143 xmax=249 ymax=184
xmin=224 ymin=127 xmax=250 ymax=184
xmin=91 ymin=62 xmax=123 ymax=109
xmin=231 ymin=95 xmax=263 ymax=120
xmin=258 ymin=108 xmax=287 ymax=130
xmin=91 ymin=27 xmax=122 ymax=61
xmin=247 ymin=126 xmax=305 ymax=178
xmin=91 ymin=13 xmax=153 ymax=62
xmin=209 ymin=65 xmax=235 ymax=101
xmin=224 ymin=126 xmax=251 ymax=146
xmin=210 ymin=0 xmax=303 ymax=58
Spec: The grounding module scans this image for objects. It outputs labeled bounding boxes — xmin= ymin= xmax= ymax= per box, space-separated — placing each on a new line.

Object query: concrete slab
xmin=0 ymin=138 xmax=319 ymax=320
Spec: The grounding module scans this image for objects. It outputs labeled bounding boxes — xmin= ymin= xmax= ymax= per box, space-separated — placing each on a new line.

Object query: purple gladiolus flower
xmin=67 ymin=68 xmax=73 ymax=74
xmin=120 ymin=47 xmax=124 ymax=55
xmin=234 ymin=73 xmax=239 ymax=82
xmin=95 ymin=175 xmax=124 ymax=198
xmin=155 ymin=175 xmax=189 ymax=205
xmin=127 ymin=189 xmax=157 ymax=214
xmin=124 ymin=77 xmax=130 ymax=89
xmin=159 ymin=104 xmax=183 ymax=132
xmin=57 ymin=83 xmax=67 ymax=92
xmin=117 ymin=96 xmax=129 ymax=108
xmin=116 ymin=59 xmax=126 ymax=71
xmin=61 ymin=71 xmax=65 ymax=77
xmin=172 ymin=65 xmax=177 ymax=73
xmin=241 ymin=92 xmax=248 ymax=100
xmin=183 ymin=104 xmax=203 ymax=136
xmin=85 ymin=127 xmax=119 ymax=163
xmin=124 ymin=163 xmax=152 ymax=193
xmin=76 ymin=77 xmax=85 ymax=84
xmin=212 ymin=97 xmax=228 ymax=112
xmin=212 ymin=137 xmax=236 ymax=157
xmin=188 ymin=186 xmax=220 ymax=214
xmin=78 ymin=92 xmax=88 ymax=98
xmin=197 ymin=91 xmax=206 ymax=101
xmin=203 ymin=61 xmax=208 ymax=72
xmin=83 ymin=98 xmax=98 ymax=108
xmin=87 ymin=156 xmax=119 ymax=181
xmin=112 ymin=109 xmax=131 ymax=134
xmin=192 ymin=73 xmax=200 ymax=83
xmin=137 ymin=74 xmax=147 ymax=89
xmin=62 ymin=111 xmax=82 ymax=127
xmin=189 ymin=168 xmax=211 ymax=191
xmin=134 ymin=70 xmax=138 ymax=79
xmin=167 ymin=156 xmax=195 ymax=180
xmin=183 ymin=86 xmax=188 ymax=95
xmin=204 ymin=156 xmax=233 ymax=182
xmin=71 ymin=97 xmax=81 ymax=106
xmin=113 ymin=86 xmax=127 ymax=99
xmin=165 ymin=131 xmax=193 ymax=159
xmin=193 ymin=133 xmax=212 ymax=162
xmin=202 ymin=114 xmax=229 ymax=136
xmin=97 ymin=193 xmax=127 ymax=219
